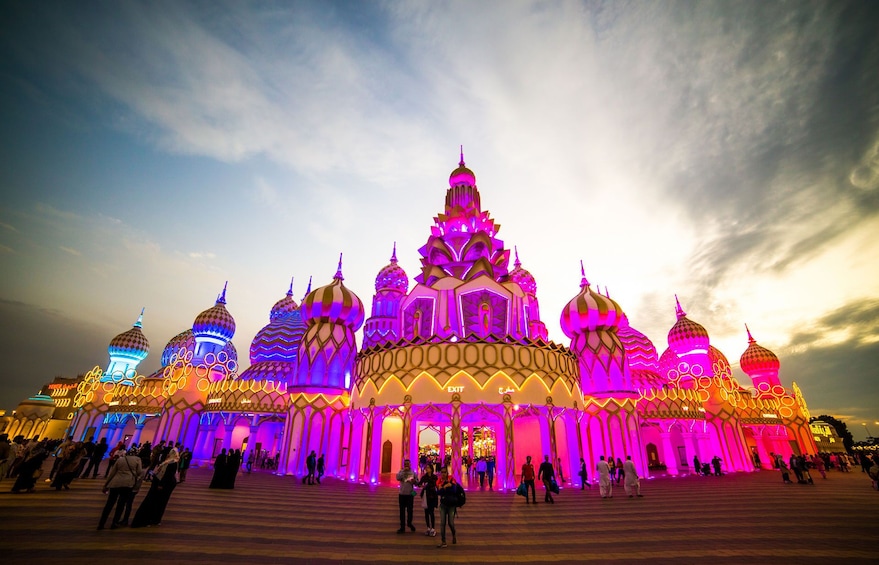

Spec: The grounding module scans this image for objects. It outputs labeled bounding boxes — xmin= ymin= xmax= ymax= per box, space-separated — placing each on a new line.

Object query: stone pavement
xmin=2 ymin=464 xmax=877 ymax=564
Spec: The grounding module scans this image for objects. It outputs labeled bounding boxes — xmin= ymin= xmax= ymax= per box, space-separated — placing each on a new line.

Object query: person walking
xmin=418 ymin=464 xmax=439 ymax=537
xmin=98 ymin=450 xmax=142 ymax=529
xmin=521 ymin=455 xmax=537 ymax=504
xmin=436 ymin=468 xmax=464 ymax=549
xmin=395 ymin=458 xmax=417 ymax=533
xmin=597 ymin=456 xmax=613 ymax=499
xmin=538 ymin=455 xmax=555 ymax=504
xmin=615 ymin=457 xmax=624 ymax=484
xmin=178 ymin=448 xmax=192 ymax=482
xmin=303 ymin=450 xmax=317 ymax=485
xmin=622 ymin=456 xmax=643 ymax=498
xmin=316 ymin=454 xmax=325 ymax=484
xmin=579 ymin=458 xmax=590 ymax=489
xmin=131 ymin=448 xmax=179 ymax=528
xmin=82 ymin=437 xmax=109 ymax=479
xmin=475 ymin=457 xmax=487 ymax=489
xmin=486 ymin=456 xmax=495 ymax=491
xmin=209 ymin=448 xmax=227 ymax=489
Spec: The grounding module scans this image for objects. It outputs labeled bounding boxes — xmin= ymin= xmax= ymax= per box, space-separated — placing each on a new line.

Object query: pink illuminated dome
xmin=739 ymin=326 xmax=780 ymax=375
xmin=375 ymin=244 xmax=408 ymax=292
xmin=449 ymin=147 xmax=476 ymax=187
xmin=301 ymin=255 xmax=365 ymax=329
xmin=270 ymin=280 xmax=301 ymax=322
xmin=108 ymin=309 xmax=150 ymax=363
xmin=667 ymin=296 xmax=709 ymax=355
xmin=509 ymin=247 xmax=537 ymax=295
xmin=618 ymin=313 xmax=659 ymax=373
xmin=560 ymin=263 xmax=623 ymax=338
xmin=192 ymin=283 xmax=237 ymax=342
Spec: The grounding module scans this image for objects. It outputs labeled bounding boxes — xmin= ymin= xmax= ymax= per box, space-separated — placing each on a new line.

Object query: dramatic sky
xmin=1 ymin=1 xmax=877 ymax=438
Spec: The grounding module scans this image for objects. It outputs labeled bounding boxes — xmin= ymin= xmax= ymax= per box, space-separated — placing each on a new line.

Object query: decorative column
xmin=502 ymin=396 xmax=515 ymax=491
xmin=362 ymin=403 xmax=376 ymax=481
xmin=401 ymin=396 xmax=413 ymax=466
xmin=659 ymin=431 xmax=678 ymax=475
xmin=682 ymin=432 xmax=698 ymax=473
xmin=367 ymin=413 xmax=386 ymax=483
xmin=450 ymin=396 xmax=462 ymax=480
xmin=131 ymin=423 xmax=146 ymax=446
xmin=223 ymin=421 xmax=235 ymax=451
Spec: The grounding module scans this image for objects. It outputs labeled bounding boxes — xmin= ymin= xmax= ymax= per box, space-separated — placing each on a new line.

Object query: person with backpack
xmin=436 ymin=467 xmax=464 ymax=549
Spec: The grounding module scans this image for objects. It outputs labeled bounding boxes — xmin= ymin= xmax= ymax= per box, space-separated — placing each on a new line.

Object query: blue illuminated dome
xmin=192 ymin=284 xmax=236 ymax=343
xmin=162 ymin=329 xmax=196 ymax=366
xmin=108 ymin=310 xmax=150 ymax=364
xmin=250 ymin=281 xmax=307 ymax=364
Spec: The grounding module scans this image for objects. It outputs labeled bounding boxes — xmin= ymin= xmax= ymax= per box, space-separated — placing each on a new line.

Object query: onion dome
xmin=709 ymin=346 xmax=732 ymax=378
xmin=509 ymin=247 xmax=537 ymax=295
xmin=618 ymin=313 xmax=659 ymax=373
xmin=250 ymin=279 xmax=307 ymax=364
xmin=270 ymin=278 xmax=301 ymax=321
xmin=301 ymin=254 xmax=365 ymax=329
xmin=192 ymin=282 xmax=236 ymax=342
xmin=657 ymin=347 xmax=679 ymax=380
xmin=375 ymin=243 xmax=409 ymax=292
xmin=667 ymin=295 xmax=709 ymax=355
xmin=161 ymin=329 xmax=196 ymax=366
xmin=739 ymin=325 xmax=780 ymax=375
xmin=108 ymin=309 xmax=150 ymax=363
xmin=449 ymin=146 xmax=476 ymax=187
xmin=16 ymin=393 xmax=55 ymax=419
xmin=560 ymin=262 xmax=623 ymax=338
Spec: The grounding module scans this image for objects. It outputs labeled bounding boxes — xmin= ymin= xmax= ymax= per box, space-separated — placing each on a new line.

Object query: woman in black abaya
xmin=131 ymin=448 xmax=179 ymax=528
xmin=209 ymin=448 xmax=227 ymax=489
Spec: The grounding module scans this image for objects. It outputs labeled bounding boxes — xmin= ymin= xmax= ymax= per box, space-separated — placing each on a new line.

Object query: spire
xmin=514 ymin=245 xmax=521 ymax=268
xmin=302 ymin=276 xmax=313 ymax=301
xmin=134 ymin=307 xmax=145 ymax=328
xmin=287 ymin=277 xmax=294 ymax=297
xmin=459 ymin=145 xmax=465 ymax=167
xmin=217 ymin=281 xmax=228 ymax=304
xmin=745 ymin=323 xmax=755 ymax=343
xmin=674 ymin=294 xmax=686 ymax=319
xmin=579 ymin=260 xmax=590 ymax=288
xmin=605 ymin=286 xmax=611 ymax=298
xmin=334 ymin=253 xmax=344 ymax=281
xmin=391 ymin=242 xmax=397 ymax=263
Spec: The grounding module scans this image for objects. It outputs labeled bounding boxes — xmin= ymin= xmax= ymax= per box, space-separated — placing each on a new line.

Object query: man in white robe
xmin=597 ymin=456 xmax=612 ymax=498
xmin=623 ymin=456 xmax=643 ymax=498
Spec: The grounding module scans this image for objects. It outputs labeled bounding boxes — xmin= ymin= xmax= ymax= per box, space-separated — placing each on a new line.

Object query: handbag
xmin=420 ymin=491 xmax=428 ymax=509
xmin=550 ymin=478 xmax=560 ymax=494
xmin=516 ymin=482 xmax=527 ymax=497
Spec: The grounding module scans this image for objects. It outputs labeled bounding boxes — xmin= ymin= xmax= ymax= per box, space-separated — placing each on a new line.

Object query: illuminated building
xmin=12 ymin=152 xmax=818 ymax=485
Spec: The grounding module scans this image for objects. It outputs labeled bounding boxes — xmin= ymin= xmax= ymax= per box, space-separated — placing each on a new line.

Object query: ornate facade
xmin=9 ymin=153 xmax=818 ymax=487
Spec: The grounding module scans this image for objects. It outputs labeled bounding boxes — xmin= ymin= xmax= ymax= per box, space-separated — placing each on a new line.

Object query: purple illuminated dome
xmin=161 ymin=329 xmax=196 ymax=366
xmin=192 ymin=282 xmax=236 ymax=342
xmin=448 ymin=146 xmax=477 ymax=188
xmin=509 ymin=247 xmax=537 ymax=296
xmin=617 ymin=313 xmax=659 ymax=373
xmin=560 ymin=263 xmax=623 ymax=338
xmin=250 ymin=279 xmax=307 ymax=364
xmin=667 ymin=296 xmax=709 ymax=355
xmin=108 ymin=309 xmax=150 ymax=363
xmin=739 ymin=326 xmax=780 ymax=375
xmin=375 ymin=244 xmax=408 ymax=292
xmin=301 ymin=256 xmax=365 ymax=329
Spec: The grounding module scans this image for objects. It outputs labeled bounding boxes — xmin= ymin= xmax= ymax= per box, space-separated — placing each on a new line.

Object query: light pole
xmin=863 ymin=422 xmax=873 ymax=439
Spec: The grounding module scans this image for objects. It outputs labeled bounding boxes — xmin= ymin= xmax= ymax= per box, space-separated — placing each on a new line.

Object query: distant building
xmin=810 ymin=420 xmax=845 ymax=452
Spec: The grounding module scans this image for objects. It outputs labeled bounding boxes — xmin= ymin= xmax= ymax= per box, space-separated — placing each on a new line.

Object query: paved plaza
xmin=3 ymin=463 xmax=877 ymax=564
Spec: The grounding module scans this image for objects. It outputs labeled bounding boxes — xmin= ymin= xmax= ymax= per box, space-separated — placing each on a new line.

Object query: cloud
xmin=0 ymin=221 xmax=17 ymax=232
xmin=59 ymin=246 xmax=81 ymax=256
xmin=188 ymin=251 xmax=216 ymax=260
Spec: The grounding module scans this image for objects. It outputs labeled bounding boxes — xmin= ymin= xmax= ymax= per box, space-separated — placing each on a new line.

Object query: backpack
xmin=454 ymin=486 xmax=466 ymax=508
